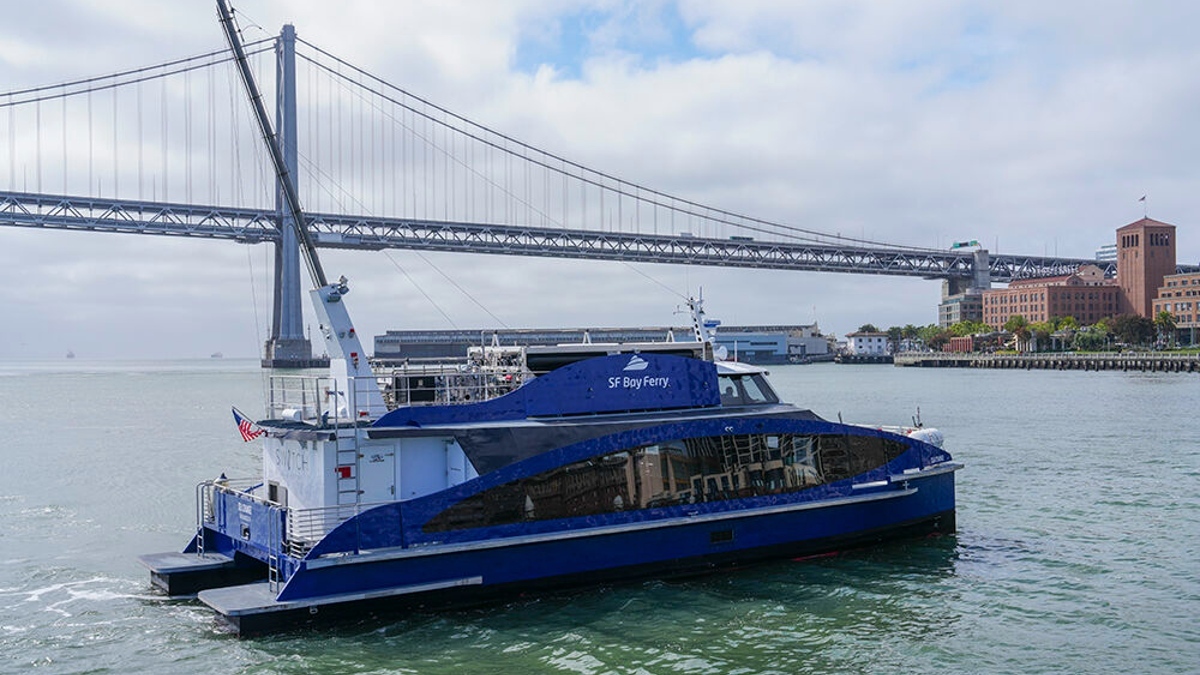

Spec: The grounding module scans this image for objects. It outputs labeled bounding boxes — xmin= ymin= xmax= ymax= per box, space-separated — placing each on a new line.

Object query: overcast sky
xmin=2 ymin=1 xmax=1198 ymax=360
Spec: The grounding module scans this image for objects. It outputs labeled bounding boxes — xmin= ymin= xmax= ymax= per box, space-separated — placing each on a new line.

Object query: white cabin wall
xmin=398 ymin=437 xmax=457 ymax=499
xmin=262 ymin=434 xmax=480 ymax=508
xmin=262 ymin=437 xmax=334 ymax=511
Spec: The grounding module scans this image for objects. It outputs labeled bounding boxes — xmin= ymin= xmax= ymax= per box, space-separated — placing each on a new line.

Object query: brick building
xmin=1117 ymin=218 xmax=1176 ymax=316
xmin=981 ymin=218 xmax=1180 ymax=330
xmin=982 ymin=264 xmax=1119 ymax=329
xmin=1152 ymin=272 xmax=1200 ymax=343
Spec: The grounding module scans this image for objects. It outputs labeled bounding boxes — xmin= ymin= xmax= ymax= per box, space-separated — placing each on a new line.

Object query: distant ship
xmin=66 ymin=350 xmax=75 ymax=359
xmin=210 ymin=352 xmax=224 ymax=359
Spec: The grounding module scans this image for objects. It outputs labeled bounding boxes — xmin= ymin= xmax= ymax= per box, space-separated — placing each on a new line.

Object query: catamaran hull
xmin=196 ymin=467 xmax=956 ymax=635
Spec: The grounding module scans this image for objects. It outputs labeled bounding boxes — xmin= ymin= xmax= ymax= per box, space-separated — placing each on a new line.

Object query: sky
xmin=2 ymin=0 xmax=1199 ymax=360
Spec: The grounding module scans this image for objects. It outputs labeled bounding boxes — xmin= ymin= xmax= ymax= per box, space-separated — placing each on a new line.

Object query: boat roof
xmin=715 ymin=360 xmax=769 ymax=376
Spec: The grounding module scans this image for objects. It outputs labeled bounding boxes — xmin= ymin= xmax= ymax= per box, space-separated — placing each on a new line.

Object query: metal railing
xmin=195 ymin=477 xmax=396 ymax=559
xmin=379 ymin=365 xmax=530 ymax=409
xmin=265 ymin=374 xmax=340 ymax=423
xmin=283 ymin=501 xmax=394 ymax=557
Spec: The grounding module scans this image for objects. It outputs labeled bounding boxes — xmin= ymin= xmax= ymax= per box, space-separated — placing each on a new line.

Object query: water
xmin=1 ymin=360 xmax=1197 ymax=674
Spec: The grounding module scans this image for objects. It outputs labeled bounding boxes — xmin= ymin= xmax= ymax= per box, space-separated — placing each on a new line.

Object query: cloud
xmin=1 ymin=1 xmax=1198 ymax=359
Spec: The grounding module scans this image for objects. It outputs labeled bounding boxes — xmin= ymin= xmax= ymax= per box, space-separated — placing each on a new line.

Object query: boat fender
xmin=281 ymin=408 xmax=303 ymax=422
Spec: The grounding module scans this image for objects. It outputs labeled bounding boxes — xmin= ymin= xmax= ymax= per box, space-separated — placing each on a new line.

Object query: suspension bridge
xmin=0 ymin=20 xmax=1112 ymax=364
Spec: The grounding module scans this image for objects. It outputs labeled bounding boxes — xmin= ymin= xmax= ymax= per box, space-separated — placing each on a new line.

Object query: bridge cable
xmin=296 ymin=37 xmax=945 ymax=253
xmin=412 ymin=251 xmax=510 ymax=329
xmin=218 ymin=0 xmax=327 ymax=287
xmin=0 ymin=43 xmax=272 ymax=107
xmin=382 ymin=251 xmax=459 ymax=329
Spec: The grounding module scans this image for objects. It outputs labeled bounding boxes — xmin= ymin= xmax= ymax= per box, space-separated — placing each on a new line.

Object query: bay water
xmin=1 ymin=360 xmax=1197 ymax=674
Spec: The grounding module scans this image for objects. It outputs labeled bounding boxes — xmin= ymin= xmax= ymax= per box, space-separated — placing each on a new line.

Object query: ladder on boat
xmin=267 ymin=503 xmax=283 ymax=592
xmin=335 ymin=427 xmax=362 ymax=506
xmin=194 ymin=481 xmax=213 ymax=558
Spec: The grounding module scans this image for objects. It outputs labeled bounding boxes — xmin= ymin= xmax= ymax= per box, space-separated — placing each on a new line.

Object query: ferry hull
xmin=198 ymin=468 xmax=957 ymax=635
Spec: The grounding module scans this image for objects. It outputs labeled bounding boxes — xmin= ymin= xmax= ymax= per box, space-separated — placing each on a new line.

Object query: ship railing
xmin=265 ymin=368 xmax=530 ymax=419
xmin=194 ymin=477 xmax=273 ymax=560
xmin=197 ymin=478 xmax=375 ymax=560
xmin=284 ymin=501 xmax=395 ymax=558
xmin=264 ymin=374 xmax=342 ymax=425
xmin=376 ymin=364 xmax=532 ymax=409
xmin=197 ymin=477 xmax=266 ymax=524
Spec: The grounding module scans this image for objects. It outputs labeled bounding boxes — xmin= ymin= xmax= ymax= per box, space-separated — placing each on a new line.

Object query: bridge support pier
xmin=261 ymin=24 xmax=326 ymax=370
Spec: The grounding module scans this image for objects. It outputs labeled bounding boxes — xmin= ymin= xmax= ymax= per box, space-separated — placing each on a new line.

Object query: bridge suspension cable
xmin=294 ymin=37 xmax=946 ymax=253
xmin=0 ymin=41 xmax=273 ymax=107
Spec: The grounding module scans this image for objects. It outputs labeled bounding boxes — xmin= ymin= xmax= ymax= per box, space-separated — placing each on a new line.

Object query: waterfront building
xmin=716 ymin=324 xmax=830 ymax=364
xmin=945 ymin=335 xmax=975 ymax=353
xmin=845 ymin=331 xmax=890 ymax=355
xmin=1152 ymin=272 xmax=1200 ymax=345
xmin=375 ymin=326 xmax=685 ymax=362
xmin=1117 ymin=218 xmax=1176 ymax=316
xmin=981 ymin=264 xmax=1119 ymax=329
xmin=375 ymin=323 xmax=831 ymax=365
xmin=939 ymin=289 xmax=984 ymax=328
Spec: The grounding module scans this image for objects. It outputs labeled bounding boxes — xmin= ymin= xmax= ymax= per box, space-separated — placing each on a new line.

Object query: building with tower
xmin=981 ymin=218 xmax=1180 ymax=330
xmin=1117 ymin=218 xmax=1177 ymax=317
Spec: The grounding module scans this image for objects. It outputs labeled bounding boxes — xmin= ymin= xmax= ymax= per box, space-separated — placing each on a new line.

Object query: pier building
xmin=375 ymin=324 xmax=832 ymax=365
xmin=845 ymin=331 xmax=889 ymax=355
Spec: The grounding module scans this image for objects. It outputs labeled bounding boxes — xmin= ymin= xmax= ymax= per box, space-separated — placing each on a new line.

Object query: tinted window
xmin=717 ymin=374 xmax=779 ymax=406
xmin=423 ymin=432 xmax=907 ymax=533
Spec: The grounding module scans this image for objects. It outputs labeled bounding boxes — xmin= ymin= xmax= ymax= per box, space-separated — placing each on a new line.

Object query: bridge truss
xmin=0 ymin=190 xmax=1115 ymax=282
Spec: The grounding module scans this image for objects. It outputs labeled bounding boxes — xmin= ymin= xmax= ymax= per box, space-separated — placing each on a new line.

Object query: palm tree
xmin=1155 ymin=310 xmax=1178 ymax=349
xmin=1003 ymin=315 xmax=1031 ymax=352
xmin=886 ymin=326 xmax=903 ymax=354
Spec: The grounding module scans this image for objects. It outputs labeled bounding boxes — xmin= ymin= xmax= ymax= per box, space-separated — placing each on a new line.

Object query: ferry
xmin=139 ymin=2 xmax=962 ymax=634
xmin=139 ymin=282 xmax=960 ymax=634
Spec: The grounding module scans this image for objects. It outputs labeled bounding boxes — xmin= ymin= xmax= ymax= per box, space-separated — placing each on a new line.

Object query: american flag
xmin=231 ymin=406 xmax=265 ymax=442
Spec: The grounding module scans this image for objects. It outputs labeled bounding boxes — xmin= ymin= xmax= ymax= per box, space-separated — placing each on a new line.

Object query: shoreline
xmin=894 ymin=351 xmax=1200 ymax=372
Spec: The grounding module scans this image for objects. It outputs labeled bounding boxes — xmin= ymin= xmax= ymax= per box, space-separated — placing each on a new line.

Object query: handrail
xmin=285 ymin=500 xmax=396 ymax=557
xmin=264 ymin=369 xmax=532 ymax=421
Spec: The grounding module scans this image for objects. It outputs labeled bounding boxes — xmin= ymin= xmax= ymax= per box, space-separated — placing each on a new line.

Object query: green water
xmin=1 ymin=360 xmax=1196 ymax=674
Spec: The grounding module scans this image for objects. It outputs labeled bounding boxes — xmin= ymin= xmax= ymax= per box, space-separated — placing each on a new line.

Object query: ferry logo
xmin=623 ymin=355 xmax=649 ymax=371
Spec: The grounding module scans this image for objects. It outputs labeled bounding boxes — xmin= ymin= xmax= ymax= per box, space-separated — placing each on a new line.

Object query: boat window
xmin=719 ymin=377 xmax=742 ymax=405
xmin=717 ymin=374 xmax=778 ymax=406
xmin=422 ymin=431 xmax=908 ymax=533
xmin=741 ymin=374 xmax=778 ymax=404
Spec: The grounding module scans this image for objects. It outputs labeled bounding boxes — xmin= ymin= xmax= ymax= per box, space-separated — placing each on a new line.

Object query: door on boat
xmin=358 ymin=449 xmax=396 ymax=503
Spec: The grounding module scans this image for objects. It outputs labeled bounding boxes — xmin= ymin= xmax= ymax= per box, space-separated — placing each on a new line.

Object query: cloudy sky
xmin=2 ymin=1 xmax=1198 ymax=360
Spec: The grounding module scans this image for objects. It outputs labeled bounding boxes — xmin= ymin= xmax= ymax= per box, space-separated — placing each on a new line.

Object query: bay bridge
xmin=0 ymin=19 xmax=1116 ymax=364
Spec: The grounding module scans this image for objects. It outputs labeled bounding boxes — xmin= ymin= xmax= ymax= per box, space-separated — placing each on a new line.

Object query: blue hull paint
xmin=279 ymin=469 xmax=955 ymax=603
xmin=214 ymin=469 xmax=955 ymax=635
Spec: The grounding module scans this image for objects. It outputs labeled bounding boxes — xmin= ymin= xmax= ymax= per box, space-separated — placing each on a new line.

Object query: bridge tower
xmin=262 ymin=24 xmax=327 ymax=368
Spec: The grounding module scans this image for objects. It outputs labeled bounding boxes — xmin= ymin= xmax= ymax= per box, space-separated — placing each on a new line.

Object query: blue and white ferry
xmin=140 ymin=2 xmax=961 ymax=634
xmin=140 ymin=281 xmax=960 ymax=634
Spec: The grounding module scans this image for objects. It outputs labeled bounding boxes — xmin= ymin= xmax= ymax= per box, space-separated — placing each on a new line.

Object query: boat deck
xmin=139 ymin=551 xmax=266 ymax=597
xmin=197 ymin=576 xmax=483 ymax=635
